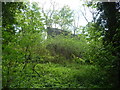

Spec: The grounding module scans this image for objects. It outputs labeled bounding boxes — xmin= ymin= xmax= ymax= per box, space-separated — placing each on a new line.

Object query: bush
xmin=46 ymin=35 xmax=88 ymax=61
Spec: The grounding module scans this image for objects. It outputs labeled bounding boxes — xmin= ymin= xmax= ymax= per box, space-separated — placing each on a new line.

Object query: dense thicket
xmin=97 ymin=2 xmax=120 ymax=87
xmin=2 ymin=1 xmax=120 ymax=88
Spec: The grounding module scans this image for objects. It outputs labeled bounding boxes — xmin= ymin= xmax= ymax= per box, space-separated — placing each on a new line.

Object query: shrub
xmin=46 ymin=35 xmax=88 ymax=62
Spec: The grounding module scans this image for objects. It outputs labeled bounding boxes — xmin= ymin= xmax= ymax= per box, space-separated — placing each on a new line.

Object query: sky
xmin=29 ymin=0 xmax=93 ymax=26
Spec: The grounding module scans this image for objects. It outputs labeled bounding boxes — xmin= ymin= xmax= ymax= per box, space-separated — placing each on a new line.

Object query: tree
xmin=56 ymin=5 xmax=74 ymax=30
xmin=41 ymin=1 xmax=58 ymax=28
xmin=97 ymin=2 xmax=120 ymax=45
xmin=80 ymin=0 xmax=100 ymax=23
xmin=2 ymin=2 xmax=25 ymax=88
xmin=96 ymin=2 xmax=120 ymax=88
xmin=41 ymin=2 xmax=74 ymax=31
xmin=2 ymin=2 xmax=25 ymax=45
xmin=2 ymin=2 xmax=45 ymax=88
xmin=71 ymin=12 xmax=80 ymax=35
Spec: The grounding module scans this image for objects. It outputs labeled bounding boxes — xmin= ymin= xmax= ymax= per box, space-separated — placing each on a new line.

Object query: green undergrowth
xmin=3 ymin=62 xmax=109 ymax=88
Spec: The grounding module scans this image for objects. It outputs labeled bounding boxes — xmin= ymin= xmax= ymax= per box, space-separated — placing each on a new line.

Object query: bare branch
xmin=79 ymin=8 xmax=89 ymax=23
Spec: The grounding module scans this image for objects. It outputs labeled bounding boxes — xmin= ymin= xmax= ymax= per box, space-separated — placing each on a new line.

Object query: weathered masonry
xmin=46 ymin=27 xmax=71 ymax=37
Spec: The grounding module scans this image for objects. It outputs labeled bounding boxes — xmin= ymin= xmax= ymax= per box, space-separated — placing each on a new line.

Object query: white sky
xmin=30 ymin=0 xmax=93 ymax=26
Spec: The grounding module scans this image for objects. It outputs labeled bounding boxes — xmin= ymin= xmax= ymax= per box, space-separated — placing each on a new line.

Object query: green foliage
xmin=72 ymin=55 xmax=85 ymax=64
xmin=2 ymin=1 xmax=119 ymax=89
xmin=3 ymin=62 xmax=108 ymax=88
xmin=46 ymin=35 xmax=88 ymax=61
xmin=57 ymin=5 xmax=74 ymax=30
xmin=42 ymin=5 xmax=74 ymax=30
xmin=2 ymin=2 xmax=25 ymax=44
xmin=2 ymin=2 xmax=46 ymax=88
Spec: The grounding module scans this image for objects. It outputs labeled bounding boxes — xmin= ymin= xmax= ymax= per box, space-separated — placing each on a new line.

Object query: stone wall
xmin=47 ymin=27 xmax=71 ymax=37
